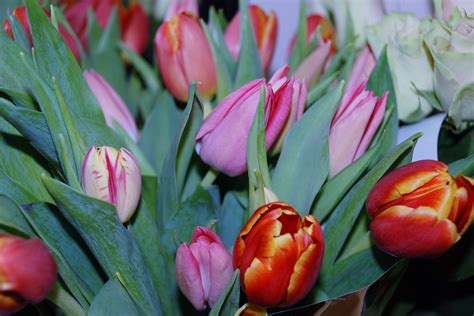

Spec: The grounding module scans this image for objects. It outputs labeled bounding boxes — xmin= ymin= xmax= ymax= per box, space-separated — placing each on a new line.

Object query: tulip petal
xmin=346 ymin=46 xmax=376 ymax=91
xmin=82 ymin=147 xmax=113 ymax=203
xmin=114 ymin=148 xmax=141 ymax=222
xmin=293 ymin=40 xmax=331 ymax=86
xmin=370 ymin=205 xmax=460 ymax=258
xmin=265 ymin=79 xmax=293 ymax=149
xmin=121 ymin=4 xmax=150 ymax=54
xmin=207 ymin=243 xmax=234 ymax=307
xmin=450 ymin=175 xmax=474 ymax=235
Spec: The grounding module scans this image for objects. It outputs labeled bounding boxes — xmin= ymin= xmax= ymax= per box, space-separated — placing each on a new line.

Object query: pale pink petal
xmin=224 ymin=11 xmax=241 ymax=60
xmin=191 ymin=227 xmax=226 ymax=247
xmin=293 ymin=41 xmax=331 ymax=86
xmin=114 ymin=148 xmax=141 ymax=223
xmin=333 ymin=81 xmax=368 ymax=123
xmin=269 ymin=65 xmax=290 ymax=85
xmin=207 ymin=243 xmax=234 ymax=307
xmin=82 ymin=147 xmax=112 ymax=204
xmin=176 ymin=243 xmax=206 ymax=311
xmin=346 ymin=46 xmax=376 ymax=91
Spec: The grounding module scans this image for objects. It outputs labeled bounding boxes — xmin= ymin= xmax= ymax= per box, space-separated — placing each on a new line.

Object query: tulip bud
xmin=119 ymin=3 xmax=150 ymax=55
xmin=0 ymin=235 xmax=57 ymax=314
xmin=329 ymin=81 xmax=387 ymax=177
xmin=83 ymin=70 xmax=138 ymax=141
xmin=367 ymin=160 xmax=474 ymax=258
xmin=346 ymin=46 xmax=376 ymax=91
xmin=164 ymin=0 xmax=199 ymax=21
xmin=154 ymin=13 xmax=217 ymax=101
xmin=288 ymin=14 xmax=336 ymax=56
xmin=82 ymin=146 xmax=142 ymax=223
xmin=3 ymin=6 xmax=80 ymax=60
xmin=224 ymin=5 xmax=278 ymax=72
xmin=233 ymin=202 xmax=324 ymax=307
xmin=176 ymin=227 xmax=233 ymax=310
xmin=195 ymin=65 xmax=295 ymax=177
xmin=293 ymin=40 xmax=332 ymax=87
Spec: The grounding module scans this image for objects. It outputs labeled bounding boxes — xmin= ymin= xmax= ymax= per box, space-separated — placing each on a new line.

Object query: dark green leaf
xmin=89 ymin=277 xmax=141 ymax=316
xmin=448 ymin=154 xmax=474 ymax=177
xmin=438 ymin=123 xmax=474 ymax=164
xmin=0 ymin=195 xmax=34 ymax=237
xmin=217 ymin=191 xmax=246 ymax=249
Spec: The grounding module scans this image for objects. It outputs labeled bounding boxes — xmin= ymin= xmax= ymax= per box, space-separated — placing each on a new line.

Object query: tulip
xmin=233 ymin=202 xmax=324 ymax=307
xmin=155 ymin=13 xmax=217 ymax=101
xmin=176 ymin=227 xmax=233 ymax=310
xmin=195 ymin=65 xmax=295 ymax=176
xmin=224 ymin=5 xmax=277 ymax=72
xmin=83 ymin=70 xmax=138 ymax=141
xmin=288 ymin=14 xmax=336 ymax=56
xmin=3 ymin=6 xmax=80 ymax=60
xmin=345 ymin=46 xmax=376 ymax=91
xmin=0 ymin=235 xmax=57 ymax=314
xmin=82 ymin=146 xmax=142 ymax=223
xmin=329 ymin=81 xmax=387 ymax=177
xmin=367 ymin=160 xmax=474 ymax=258
xmin=63 ymin=0 xmax=150 ymax=54
xmin=164 ymin=0 xmax=199 ymax=21
xmin=293 ymin=39 xmax=332 ymax=87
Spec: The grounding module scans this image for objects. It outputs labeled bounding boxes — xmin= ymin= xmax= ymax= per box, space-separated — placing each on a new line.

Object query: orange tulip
xmin=224 ymin=5 xmax=277 ymax=72
xmin=367 ymin=160 xmax=474 ymax=258
xmin=288 ymin=14 xmax=336 ymax=55
xmin=233 ymin=202 xmax=324 ymax=308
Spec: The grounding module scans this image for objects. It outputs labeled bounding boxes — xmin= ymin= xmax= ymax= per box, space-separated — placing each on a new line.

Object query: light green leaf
xmin=0 ymin=195 xmax=34 ymax=237
xmin=89 ymin=277 xmax=141 ymax=316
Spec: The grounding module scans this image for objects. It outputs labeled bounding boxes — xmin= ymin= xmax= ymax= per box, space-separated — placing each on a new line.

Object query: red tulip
xmin=195 ymin=65 xmax=295 ymax=176
xmin=155 ymin=13 xmax=217 ymax=102
xmin=288 ymin=14 xmax=336 ymax=55
xmin=224 ymin=5 xmax=277 ymax=72
xmin=367 ymin=160 xmax=474 ymax=258
xmin=329 ymin=81 xmax=387 ymax=177
xmin=233 ymin=202 xmax=324 ymax=308
xmin=0 ymin=235 xmax=57 ymax=314
xmin=3 ymin=6 xmax=80 ymax=60
xmin=176 ymin=227 xmax=233 ymax=310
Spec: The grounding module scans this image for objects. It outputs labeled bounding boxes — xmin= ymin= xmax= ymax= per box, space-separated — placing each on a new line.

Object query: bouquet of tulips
xmin=0 ymin=0 xmax=472 ymax=315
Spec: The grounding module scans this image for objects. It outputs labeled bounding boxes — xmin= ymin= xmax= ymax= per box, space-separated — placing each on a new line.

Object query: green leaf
xmin=89 ymin=277 xmax=141 ymax=316
xmin=21 ymin=203 xmax=104 ymax=307
xmin=234 ymin=0 xmax=264 ymax=87
xmin=306 ymin=71 xmax=339 ymax=107
xmin=448 ymin=154 xmax=474 ymax=177
xmin=0 ymin=172 xmax=41 ymax=205
xmin=438 ymin=122 xmax=474 ymax=164
xmin=272 ymin=82 xmax=344 ymax=214
xmin=47 ymin=284 xmax=86 ymax=316
xmin=42 ymin=177 xmax=162 ymax=315
xmin=0 ymin=195 xmax=34 ymax=237
xmin=288 ymin=0 xmax=307 ymax=69
xmin=217 ymin=191 xmax=246 ymax=249
xmin=8 ymin=13 xmax=31 ymax=53
xmin=209 ymin=270 xmax=240 ymax=316
xmin=320 ymin=41 xmax=354 ymax=83
xmin=320 ymin=133 xmax=421 ymax=275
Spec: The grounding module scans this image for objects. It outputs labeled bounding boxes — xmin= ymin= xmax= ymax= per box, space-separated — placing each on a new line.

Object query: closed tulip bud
xmin=288 ymin=14 xmax=336 ymax=56
xmin=293 ymin=40 xmax=332 ymax=87
xmin=82 ymin=146 xmax=142 ymax=223
xmin=164 ymin=0 xmax=199 ymax=21
xmin=195 ymin=65 xmax=295 ymax=176
xmin=329 ymin=81 xmax=387 ymax=177
xmin=176 ymin=227 xmax=233 ymax=310
xmin=155 ymin=13 xmax=217 ymax=101
xmin=119 ymin=3 xmax=150 ymax=55
xmin=0 ymin=235 xmax=57 ymax=314
xmin=233 ymin=202 xmax=324 ymax=307
xmin=346 ymin=46 xmax=376 ymax=91
xmin=3 ymin=6 xmax=80 ymax=60
xmin=367 ymin=160 xmax=474 ymax=258
xmin=83 ymin=70 xmax=138 ymax=141
xmin=224 ymin=5 xmax=277 ymax=72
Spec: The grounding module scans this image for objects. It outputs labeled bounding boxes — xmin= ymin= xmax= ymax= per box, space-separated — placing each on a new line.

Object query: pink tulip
xmin=329 ymin=81 xmax=388 ymax=177
xmin=269 ymin=65 xmax=307 ymax=154
xmin=164 ymin=0 xmax=199 ymax=21
xmin=175 ymin=227 xmax=233 ymax=310
xmin=224 ymin=5 xmax=278 ymax=72
xmin=83 ymin=70 xmax=138 ymax=141
xmin=0 ymin=235 xmax=57 ymax=314
xmin=195 ymin=65 xmax=295 ymax=176
xmin=82 ymin=146 xmax=142 ymax=223
xmin=346 ymin=46 xmax=376 ymax=91
xmin=155 ymin=13 xmax=217 ymax=101
xmin=293 ymin=40 xmax=332 ymax=87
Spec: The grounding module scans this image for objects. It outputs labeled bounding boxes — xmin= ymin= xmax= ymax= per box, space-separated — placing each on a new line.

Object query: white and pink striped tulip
xmin=82 ymin=146 xmax=142 ymax=223
xmin=329 ymin=82 xmax=388 ymax=177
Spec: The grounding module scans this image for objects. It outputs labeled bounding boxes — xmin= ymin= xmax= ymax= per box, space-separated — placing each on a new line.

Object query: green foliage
xmin=89 ymin=277 xmax=141 ymax=316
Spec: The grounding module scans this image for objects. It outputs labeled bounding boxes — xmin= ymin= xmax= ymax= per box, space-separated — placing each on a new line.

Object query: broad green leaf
xmin=320 ymin=133 xmax=421 ymax=275
xmin=0 ymin=172 xmax=40 ymax=205
xmin=272 ymin=82 xmax=344 ymax=214
xmin=47 ymin=284 xmax=86 ymax=316
xmin=0 ymin=195 xmax=34 ymax=237
xmin=217 ymin=191 xmax=246 ymax=249
xmin=306 ymin=71 xmax=339 ymax=107
xmin=209 ymin=270 xmax=240 ymax=316
xmin=89 ymin=277 xmax=141 ymax=316
xmin=448 ymin=154 xmax=474 ymax=176
xmin=289 ymin=0 xmax=308 ymax=69
xmin=438 ymin=122 xmax=474 ymax=164
xmin=42 ymin=177 xmax=162 ymax=315
xmin=234 ymin=0 xmax=264 ymax=87
xmin=21 ymin=203 xmax=104 ymax=307
xmin=8 ymin=13 xmax=31 ymax=53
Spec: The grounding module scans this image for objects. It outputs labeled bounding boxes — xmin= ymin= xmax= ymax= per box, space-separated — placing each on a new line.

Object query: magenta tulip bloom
xmin=82 ymin=146 xmax=142 ymax=223
xmin=0 ymin=235 xmax=57 ymax=314
xmin=165 ymin=0 xmax=199 ymax=21
xmin=346 ymin=46 xmax=376 ymax=91
xmin=84 ymin=70 xmax=138 ymax=142
xmin=175 ymin=227 xmax=233 ymax=310
xmin=155 ymin=13 xmax=217 ymax=101
xmin=195 ymin=65 xmax=295 ymax=176
xmin=329 ymin=81 xmax=388 ymax=177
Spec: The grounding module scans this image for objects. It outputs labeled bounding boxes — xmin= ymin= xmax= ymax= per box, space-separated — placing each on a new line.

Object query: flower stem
xmin=201 ymin=168 xmax=219 ymax=186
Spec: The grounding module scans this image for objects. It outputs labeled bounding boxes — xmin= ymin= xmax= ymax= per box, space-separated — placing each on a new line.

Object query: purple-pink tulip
xmin=83 ymin=70 xmax=138 ymax=142
xmin=195 ymin=65 xmax=296 ymax=177
xmin=0 ymin=235 xmax=57 ymax=314
xmin=293 ymin=40 xmax=332 ymax=87
xmin=82 ymin=146 xmax=142 ymax=223
xmin=346 ymin=46 xmax=376 ymax=91
xmin=175 ymin=227 xmax=233 ymax=310
xmin=154 ymin=13 xmax=217 ymax=102
xmin=329 ymin=81 xmax=388 ymax=177
xmin=164 ymin=0 xmax=199 ymax=21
